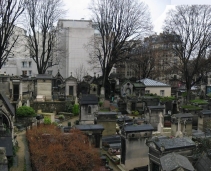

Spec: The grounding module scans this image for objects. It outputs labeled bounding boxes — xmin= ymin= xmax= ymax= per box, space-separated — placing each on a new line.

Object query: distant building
xmin=140 ymin=78 xmax=171 ymax=96
xmin=1 ymin=26 xmax=54 ymax=77
xmin=56 ymin=19 xmax=102 ymax=79
xmin=116 ymin=32 xmax=181 ymax=84
xmin=1 ymin=20 xmax=102 ymax=79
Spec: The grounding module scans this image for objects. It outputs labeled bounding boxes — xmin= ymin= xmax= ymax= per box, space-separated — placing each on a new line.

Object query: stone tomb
xmin=79 ymin=94 xmax=98 ymax=124
xmin=160 ymin=153 xmax=194 ymax=171
xmin=36 ymin=74 xmax=53 ymax=101
xmin=146 ymin=105 xmax=165 ymax=130
xmin=96 ymin=111 xmax=119 ymax=136
xmin=74 ymin=124 xmax=104 ymax=148
xmin=146 ymin=136 xmax=196 ymax=171
xmin=198 ymin=110 xmax=211 ymax=132
xmin=171 ymin=113 xmax=193 ymax=137
xmin=120 ymin=124 xmax=154 ymax=170
xmin=65 ymin=74 xmax=77 ymax=97
xmin=0 ymin=75 xmax=10 ymax=99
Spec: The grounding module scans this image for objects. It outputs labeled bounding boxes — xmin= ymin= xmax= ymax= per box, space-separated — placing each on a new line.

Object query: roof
xmin=147 ymin=106 xmax=165 ymax=110
xmin=116 ymin=115 xmax=133 ymax=123
xmin=36 ymin=74 xmax=53 ymax=79
xmin=65 ymin=75 xmax=77 ymax=82
xmin=80 ymin=94 xmax=98 ymax=105
xmin=133 ymin=82 xmax=146 ymax=88
xmin=199 ymin=110 xmax=211 ymax=115
xmin=160 ymin=153 xmax=194 ymax=171
xmin=139 ymin=78 xmax=170 ymax=87
xmin=0 ymin=137 xmax=13 ymax=156
xmin=102 ymin=135 xmax=121 ymax=144
xmin=195 ymin=154 xmax=211 ymax=171
xmin=153 ymin=137 xmax=195 ymax=151
xmin=75 ymin=124 xmax=104 ymax=131
xmin=54 ymin=71 xmax=63 ymax=79
xmin=109 ymin=143 xmax=121 ymax=149
xmin=97 ymin=112 xmax=119 ymax=115
xmin=172 ymin=113 xmax=193 ymax=118
xmin=123 ymin=124 xmax=154 ymax=133
xmin=109 ymin=72 xmax=120 ymax=79
xmin=21 ymin=77 xmax=35 ymax=81
xmin=0 ymin=93 xmax=15 ymax=116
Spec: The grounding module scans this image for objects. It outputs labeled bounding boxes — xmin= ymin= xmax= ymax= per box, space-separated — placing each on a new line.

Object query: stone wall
xmin=31 ymin=101 xmax=67 ymax=113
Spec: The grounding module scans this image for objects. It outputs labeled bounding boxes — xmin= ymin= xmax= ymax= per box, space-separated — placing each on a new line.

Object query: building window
xmin=48 ymin=62 xmax=52 ymax=67
xmin=47 ymin=70 xmax=52 ymax=75
xmin=145 ymin=90 xmax=150 ymax=94
xmin=22 ymin=70 xmax=27 ymax=75
xmin=22 ymin=61 xmax=27 ymax=68
xmin=160 ymin=90 xmax=165 ymax=96
xmin=28 ymin=70 xmax=32 ymax=76
xmin=29 ymin=61 xmax=32 ymax=68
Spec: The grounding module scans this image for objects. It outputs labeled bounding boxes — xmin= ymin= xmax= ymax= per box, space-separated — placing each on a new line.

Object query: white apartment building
xmin=1 ymin=20 xmax=102 ymax=78
xmin=56 ymin=19 xmax=101 ymax=78
xmin=1 ymin=26 xmax=37 ymax=76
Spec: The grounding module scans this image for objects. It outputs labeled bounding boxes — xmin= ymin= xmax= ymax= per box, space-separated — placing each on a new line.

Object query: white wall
xmin=145 ymin=86 xmax=171 ymax=96
xmin=57 ymin=19 xmax=102 ymax=78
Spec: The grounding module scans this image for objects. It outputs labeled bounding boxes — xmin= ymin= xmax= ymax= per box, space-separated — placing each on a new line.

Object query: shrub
xmin=160 ymin=96 xmax=176 ymax=103
xmin=190 ymin=99 xmax=208 ymax=105
xmin=52 ymin=122 xmax=58 ymax=126
xmin=44 ymin=117 xmax=51 ymax=124
xmin=134 ymin=111 xmax=139 ymax=116
xmin=73 ymin=104 xmax=79 ymax=116
xmin=16 ymin=106 xmax=36 ymax=117
xmin=65 ymin=102 xmax=73 ymax=113
xmin=99 ymin=101 xmax=103 ymax=107
xmin=58 ymin=115 xmax=65 ymax=120
xmin=181 ymin=105 xmax=202 ymax=111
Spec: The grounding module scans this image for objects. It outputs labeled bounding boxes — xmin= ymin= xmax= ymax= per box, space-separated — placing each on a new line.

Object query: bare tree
xmin=0 ymin=0 xmax=24 ymax=69
xmin=74 ymin=64 xmax=88 ymax=82
xmin=24 ymin=0 xmax=65 ymax=74
xmin=88 ymin=0 xmax=152 ymax=89
xmin=131 ymin=44 xmax=156 ymax=79
xmin=164 ymin=5 xmax=211 ymax=101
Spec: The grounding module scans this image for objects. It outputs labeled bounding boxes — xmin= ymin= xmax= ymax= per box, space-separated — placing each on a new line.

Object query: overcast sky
xmin=63 ymin=0 xmax=211 ymax=34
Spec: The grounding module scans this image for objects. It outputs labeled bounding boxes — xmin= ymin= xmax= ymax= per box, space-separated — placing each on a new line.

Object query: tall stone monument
xmin=36 ymin=74 xmax=53 ymax=101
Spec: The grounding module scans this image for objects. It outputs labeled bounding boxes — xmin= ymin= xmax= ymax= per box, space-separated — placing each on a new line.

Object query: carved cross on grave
xmin=176 ymin=117 xmax=183 ymax=137
xmin=158 ymin=112 xmax=163 ymax=133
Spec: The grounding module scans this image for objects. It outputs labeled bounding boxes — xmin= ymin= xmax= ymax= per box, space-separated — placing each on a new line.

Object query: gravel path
xmin=10 ymin=130 xmax=30 ymax=171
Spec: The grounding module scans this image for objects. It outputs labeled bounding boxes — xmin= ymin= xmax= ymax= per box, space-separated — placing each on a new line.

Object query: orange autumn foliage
xmin=26 ymin=125 xmax=101 ymax=171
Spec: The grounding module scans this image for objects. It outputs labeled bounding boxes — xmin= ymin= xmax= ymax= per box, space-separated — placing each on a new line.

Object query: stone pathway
xmin=10 ymin=130 xmax=31 ymax=171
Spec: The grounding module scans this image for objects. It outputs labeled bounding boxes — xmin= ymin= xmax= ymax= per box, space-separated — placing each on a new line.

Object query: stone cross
xmin=176 ymin=117 xmax=183 ymax=137
xmin=157 ymin=112 xmax=163 ymax=133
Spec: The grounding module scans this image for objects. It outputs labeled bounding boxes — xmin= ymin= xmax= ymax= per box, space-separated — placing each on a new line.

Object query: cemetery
xmin=1 ymin=72 xmax=211 ymax=171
